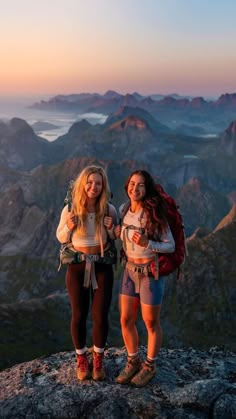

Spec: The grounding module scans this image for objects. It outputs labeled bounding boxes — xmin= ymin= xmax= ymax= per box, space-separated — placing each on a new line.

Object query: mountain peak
xmin=68 ymin=119 xmax=91 ymax=135
xmin=220 ymin=120 xmax=236 ymax=155
xmin=225 ymin=120 xmax=236 ymax=135
xmin=108 ymin=115 xmax=149 ymax=132
xmin=105 ymin=106 xmax=170 ymax=133
xmin=103 ymin=90 xmax=121 ymax=99
xmin=187 ymin=226 xmax=211 ymax=241
xmin=9 ymin=117 xmax=34 ymax=135
xmin=186 ymin=177 xmax=202 ymax=190
xmin=190 ymin=97 xmax=208 ymax=108
xmin=215 ymin=93 xmax=236 ymax=107
xmin=213 ymin=204 xmax=236 ymax=233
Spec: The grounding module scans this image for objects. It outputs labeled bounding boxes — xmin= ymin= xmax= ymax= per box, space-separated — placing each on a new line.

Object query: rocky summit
xmin=0 ymin=346 xmax=235 ymax=418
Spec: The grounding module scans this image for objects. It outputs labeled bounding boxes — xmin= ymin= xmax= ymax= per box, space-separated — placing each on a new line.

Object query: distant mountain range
xmin=0 ymin=106 xmax=235 ymax=231
xmin=30 ymin=91 xmax=236 ymax=133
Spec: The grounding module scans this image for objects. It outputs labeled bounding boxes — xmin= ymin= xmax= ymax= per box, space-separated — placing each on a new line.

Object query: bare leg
xmin=141 ymin=303 xmax=162 ymax=359
xmin=119 ymin=294 xmax=139 ymax=354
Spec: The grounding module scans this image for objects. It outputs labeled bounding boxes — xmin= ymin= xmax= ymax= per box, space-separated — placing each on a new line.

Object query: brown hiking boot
xmin=92 ymin=351 xmax=106 ymax=381
xmin=116 ymin=356 xmax=142 ymax=384
xmin=131 ymin=361 xmax=156 ymax=387
xmin=76 ymin=354 xmax=90 ymax=381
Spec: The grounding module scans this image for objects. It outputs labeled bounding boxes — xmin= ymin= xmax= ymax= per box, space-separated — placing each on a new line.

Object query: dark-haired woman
xmin=114 ymin=170 xmax=175 ymax=387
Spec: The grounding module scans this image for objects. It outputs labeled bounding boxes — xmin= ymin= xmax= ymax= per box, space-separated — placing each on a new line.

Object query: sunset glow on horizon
xmin=1 ymin=0 xmax=236 ymax=99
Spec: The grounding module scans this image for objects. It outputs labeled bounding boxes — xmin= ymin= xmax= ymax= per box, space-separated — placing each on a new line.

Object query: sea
xmin=0 ymin=95 xmax=107 ymax=141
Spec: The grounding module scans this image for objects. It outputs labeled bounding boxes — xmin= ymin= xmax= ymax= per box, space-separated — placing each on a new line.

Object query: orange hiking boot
xmin=92 ymin=351 xmax=106 ymax=381
xmin=116 ymin=356 xmax=142 ymax=384
xmin=76 ymin=354 xmax=90 ymax=381
xmin=131 ymin=361 xmax=156 ymax=387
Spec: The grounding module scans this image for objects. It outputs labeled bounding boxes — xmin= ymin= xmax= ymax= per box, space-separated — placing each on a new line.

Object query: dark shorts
xmin=119 ymin=267 xmax=165 ymax=306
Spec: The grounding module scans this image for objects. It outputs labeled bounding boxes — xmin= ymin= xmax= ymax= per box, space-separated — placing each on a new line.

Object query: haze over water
xmin=0 ymin=96 xmax=107 ymax=141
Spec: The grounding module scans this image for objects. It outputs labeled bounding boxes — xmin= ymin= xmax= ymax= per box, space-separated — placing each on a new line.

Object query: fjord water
xmin=0 ymin=96 xmax=107 ymax=141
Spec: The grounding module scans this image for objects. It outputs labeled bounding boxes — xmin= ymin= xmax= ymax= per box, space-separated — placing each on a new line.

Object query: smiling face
xmin=84 ymin=173 xmax=103 ymax=200
xmin=127 ymin=174 xmax=146 ymax=202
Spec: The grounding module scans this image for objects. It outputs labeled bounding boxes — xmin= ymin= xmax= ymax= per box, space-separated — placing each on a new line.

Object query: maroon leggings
xmin=66 ymin=262 xmax=114 ymax=350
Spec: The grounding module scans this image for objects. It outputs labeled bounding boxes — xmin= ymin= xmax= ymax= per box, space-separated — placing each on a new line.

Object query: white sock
xmin=128 ymin=352 xmax=139 ymax=358
xmin=76 ymin=347 xmax=87 ymax=356
xmin=93 ymin=345 xmax=104 ymax=354
xmin=146 ymin=356 xmax=157 ymax=363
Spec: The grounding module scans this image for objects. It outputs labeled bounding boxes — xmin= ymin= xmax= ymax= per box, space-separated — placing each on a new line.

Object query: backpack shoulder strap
xmin=64 ymin=179 xmax=74 ymax=212
xmin=105 ymin=202 xmax=110 ymax=217
xmin=120 ymin=201 xmax=146 ymax=252
xmin=119 ymin=200 xmax=130 ymax=225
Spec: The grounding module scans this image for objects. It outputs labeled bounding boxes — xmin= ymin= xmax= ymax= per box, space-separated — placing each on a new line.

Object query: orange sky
xmin=1 ymin=0 xmax=236 ymax=98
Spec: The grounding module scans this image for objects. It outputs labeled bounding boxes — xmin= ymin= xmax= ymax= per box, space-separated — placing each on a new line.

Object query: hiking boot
xmin=92 ymin=351 xmax=106 ymax=381
xmin=130 ymin=361 xmax=156 ymax=387
xmin=116 ymin=356 xmax=142 ymax=384
xmin=76 ymin=354 xmax=90 ymax=381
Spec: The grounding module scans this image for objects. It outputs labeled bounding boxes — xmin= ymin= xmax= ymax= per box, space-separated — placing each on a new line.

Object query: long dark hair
xmin=125 ymin=170 xmax=168 ymax=239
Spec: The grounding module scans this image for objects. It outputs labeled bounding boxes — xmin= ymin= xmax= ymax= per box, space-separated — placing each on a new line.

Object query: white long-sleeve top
xmin=121 ymin=206 xmax=175 ymax=259
xmin=56 ymin=203 xmax=118 ymax=246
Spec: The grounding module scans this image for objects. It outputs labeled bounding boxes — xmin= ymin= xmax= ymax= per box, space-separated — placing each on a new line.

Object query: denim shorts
xmin=119 ymin=267 xmax=165 ymax=305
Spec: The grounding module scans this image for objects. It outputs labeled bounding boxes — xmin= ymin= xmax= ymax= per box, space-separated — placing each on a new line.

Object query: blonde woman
xmin=56 ymin=166 xmax=118 ymax=381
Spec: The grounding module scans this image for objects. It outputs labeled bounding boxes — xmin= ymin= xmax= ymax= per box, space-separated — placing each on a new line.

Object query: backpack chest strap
xmin=122 ymin=224 xmax=145 ymax=252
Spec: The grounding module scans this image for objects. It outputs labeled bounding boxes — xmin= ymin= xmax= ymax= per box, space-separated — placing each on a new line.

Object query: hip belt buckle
xmin=135 ymin=266 xmax=144 ymax=274
xmin=81 ymin=254 xmax=100 ymax=262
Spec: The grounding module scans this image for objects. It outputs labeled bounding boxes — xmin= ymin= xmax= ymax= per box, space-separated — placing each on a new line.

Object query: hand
xmin=114 ymin=225 xmax=121 ymax=238
xmin=67 ymin=211 xmax=78 ymax=230
xmin=104 ymin=216 xmax=113 ymax=230
xmin=131 ymin=231 xmax=149 ymax=248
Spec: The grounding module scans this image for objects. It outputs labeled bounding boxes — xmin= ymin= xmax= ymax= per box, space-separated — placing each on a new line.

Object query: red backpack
xmin=120 ymin=184 xmax=187 ymax=278
xmin=155 ymin=184 xmax=187 ymax=277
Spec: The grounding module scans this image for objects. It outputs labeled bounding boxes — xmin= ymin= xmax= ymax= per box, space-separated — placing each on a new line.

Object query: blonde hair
xmin=72 ymin=165 xmax=111 ymax=238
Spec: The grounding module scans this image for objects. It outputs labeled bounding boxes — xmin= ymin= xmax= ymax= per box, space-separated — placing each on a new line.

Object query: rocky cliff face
xmin=160 ymin=209 xmax=236 ymax=351
xmin=213 ymin=204 xmax=236 ymax=232
xmin=220 ymin=120 xmax=236 ymax=155
xmin=176 ymin=177 xmax=231 ymax=235
xmin=0 ymin=346 xmax=235 ymax=418
xmin=0 ymin=118 xmax=51 ymax=170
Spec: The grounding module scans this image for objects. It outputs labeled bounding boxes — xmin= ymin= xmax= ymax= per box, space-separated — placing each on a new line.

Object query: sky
xmin=1 ymin=0 xmax=236 ymax=99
